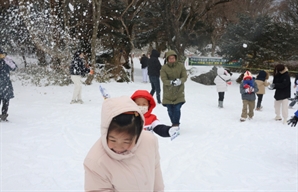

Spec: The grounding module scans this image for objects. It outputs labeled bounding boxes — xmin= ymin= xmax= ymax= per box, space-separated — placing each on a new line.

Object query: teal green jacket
xmin=160 ymin=50 xmax=187 ymax=104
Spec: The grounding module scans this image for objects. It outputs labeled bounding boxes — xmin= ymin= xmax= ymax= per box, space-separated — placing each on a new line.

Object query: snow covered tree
xmin=219 ymin=14 xmax=298 ymax=68
xmin=0 ymin=4 xmax=34 ymax=66
xmin=277 ymin=0 xmax=298 ymax=24
xmin=17 ymin=0 xmax=101 ymax=68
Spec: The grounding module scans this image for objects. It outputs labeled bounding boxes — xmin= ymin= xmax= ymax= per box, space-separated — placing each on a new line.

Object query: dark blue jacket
xmin=69 ymin=56 xmax=90 ymax=76
xmin=0 ymin=59 xmax=16 ymax=100
xmin=273 ymin=69 xmax=291 ymax=100
xmin=147 ymin=50 xmax=161 ymax=77
xmin=140 ymin=55 xmax=148 ymax=69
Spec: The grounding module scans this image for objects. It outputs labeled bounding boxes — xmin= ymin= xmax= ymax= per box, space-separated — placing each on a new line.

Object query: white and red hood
xmin=131 ymin=90 xmax=158 ymax=126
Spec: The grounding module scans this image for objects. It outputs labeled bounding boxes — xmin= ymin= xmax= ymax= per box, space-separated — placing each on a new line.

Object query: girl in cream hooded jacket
xmin=84 ymin=96 xmax=164 ymax=192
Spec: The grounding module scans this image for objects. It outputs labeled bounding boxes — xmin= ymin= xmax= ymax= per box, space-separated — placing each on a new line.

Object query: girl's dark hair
xmin=236 ymin=73 xmax=245 ymax=84
xmin=107 ymin=113 xmax=143 ymax=143
xmin=273 ymin=64 xmax=285 ymax=75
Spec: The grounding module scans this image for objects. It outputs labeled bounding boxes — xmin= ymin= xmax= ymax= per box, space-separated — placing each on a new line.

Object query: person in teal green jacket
xmin=160 ymin=50 xmax=187 ymax=128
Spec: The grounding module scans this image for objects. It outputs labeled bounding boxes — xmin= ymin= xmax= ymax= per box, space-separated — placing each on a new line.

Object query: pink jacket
xmin=84 ymin=96 xmax=164 ymax=192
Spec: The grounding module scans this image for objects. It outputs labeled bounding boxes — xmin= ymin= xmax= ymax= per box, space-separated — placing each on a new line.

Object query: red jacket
xmin=131 ymin=90 xmax=158 ymax=126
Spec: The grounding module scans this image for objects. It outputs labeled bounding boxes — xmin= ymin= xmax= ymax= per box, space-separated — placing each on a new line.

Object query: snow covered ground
xmin=1 ymin=58 xmax=297 ymax=191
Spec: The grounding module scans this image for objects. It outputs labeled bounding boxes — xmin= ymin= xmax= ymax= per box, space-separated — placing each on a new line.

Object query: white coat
xmin=214 ymin=68 xmax=231 ymax=92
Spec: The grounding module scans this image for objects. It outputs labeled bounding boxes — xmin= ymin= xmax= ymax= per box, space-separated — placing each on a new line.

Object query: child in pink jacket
xmin=84 ymin=96 xmax=164 ymax=192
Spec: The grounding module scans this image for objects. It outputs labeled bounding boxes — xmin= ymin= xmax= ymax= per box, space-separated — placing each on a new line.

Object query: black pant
xmin=256 ymin=94 xmax=263 ymax=108
xmin=218 ymin=92 xmax=225 ymax=101
xmin=153 ymin=125 xmax=171 ymax=137
xmin=149 ymin=76 xmax=161 ymax=103
xmin=0 ymin=99 xmax=9 ymax=115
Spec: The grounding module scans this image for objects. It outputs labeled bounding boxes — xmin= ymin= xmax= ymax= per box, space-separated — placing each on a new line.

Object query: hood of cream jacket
xmin=84 ymin=96 xmax=164 ymax=192
xmin=100 ymin=96 xmax=144 ymax=161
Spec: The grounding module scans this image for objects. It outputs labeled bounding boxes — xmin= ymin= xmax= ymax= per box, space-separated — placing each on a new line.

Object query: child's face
xmin=134 ymin=97 xmax=149 ymax=106
xmin=134 ymin=97 xmax=149 ymax=114
xmin=107 ymin=130 xmax=136 ymax=154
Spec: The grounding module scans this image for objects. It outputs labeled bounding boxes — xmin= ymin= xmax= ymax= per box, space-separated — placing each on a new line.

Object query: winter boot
xmin=275 ymin=116 xmax=282 ymax=121
xmin=0 ymin=114 xmax=9 ymax=122
xmin=240 ymin=117 xmax=246 ymax=122
xmin=283 ymin=119 xmax=288 ymax=124
xmin=256 ymin=101 xmax=261 ymax=108
xmin=256 ymin=106 xmax=263 ymax=111
xmin=157 ymin=94 xmax=161 ymax=104
xmin=218 ymin=101 xmax=223 ymax=108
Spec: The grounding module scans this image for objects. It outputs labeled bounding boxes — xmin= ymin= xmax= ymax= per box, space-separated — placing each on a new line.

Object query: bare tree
xmin=276 ymin=0 xmax=298 ymax=24
xmin=18 ymin=0 xmax=76 ymax=70
xmin=98 ymin=0 xmax=149 ymax=82
xmin=158 ymin=0 xmax=233 ymax=61
xmin=119 ymin=0 xmax=146 ymax=81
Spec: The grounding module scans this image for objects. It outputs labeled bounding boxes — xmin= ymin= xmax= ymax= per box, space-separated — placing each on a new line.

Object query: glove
xmin=243 ymin=84 xmax=250 ymax=89
xmin=227 ymin=81 xmax=232 ymax=85
xmin=171 ymin=78 xmax=181 ymax=86
xmin=287 ymin=116 xmax=298 ymax=127
xmin=250 ymin=87 xmax=254 ymax=92
xmin=268 ymin=83 xmax=275 ymax=90
xmin=245 ymin=88 xmax=250 ymax=93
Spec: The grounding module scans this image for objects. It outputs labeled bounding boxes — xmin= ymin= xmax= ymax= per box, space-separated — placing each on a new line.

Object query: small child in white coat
xmin=214 ymin=68 xmax=231 ymax=108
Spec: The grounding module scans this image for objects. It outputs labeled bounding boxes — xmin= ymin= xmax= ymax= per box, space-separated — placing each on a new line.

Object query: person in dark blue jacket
xmin=268 ymin=64 xmax=291 ymax=124
xmin=0 ymin=49 xmax=17 ymax=122
xmin=147 ymin=49 xmax=162 ymax=104
xmin=69 ymin=50 xmax=90 ymax=104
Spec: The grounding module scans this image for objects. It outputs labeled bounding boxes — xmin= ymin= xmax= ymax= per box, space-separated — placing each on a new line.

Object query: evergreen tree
xmin=219 ymin=14 xmax=298 ymax=68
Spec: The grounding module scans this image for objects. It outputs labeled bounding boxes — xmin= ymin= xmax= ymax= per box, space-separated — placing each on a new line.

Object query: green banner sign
xmin=188 ymin=57 xmax=242 ymax=67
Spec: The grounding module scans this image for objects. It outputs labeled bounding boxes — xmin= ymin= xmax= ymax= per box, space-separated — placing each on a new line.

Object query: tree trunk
xmin=91 ymin=0 xmax=102 ymax=68
xmin=36 ymin=49 xmax=47 ymax=66
xmin=211 ymin=36 xmax=216 ymax=57
xmin=84 ymin=0 xmax=102 ymax=85
xmin=22 ymin=54 xmax=27 ymax=68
